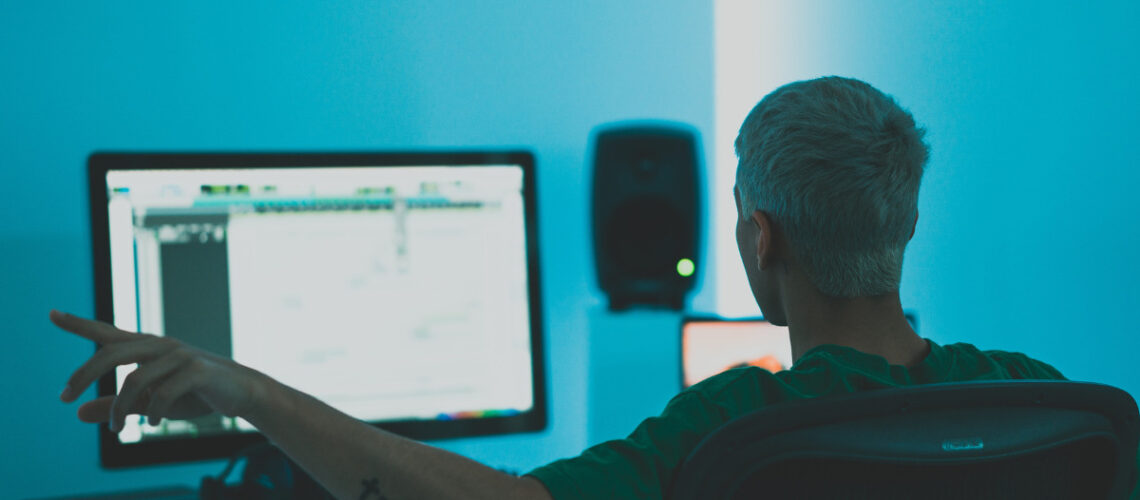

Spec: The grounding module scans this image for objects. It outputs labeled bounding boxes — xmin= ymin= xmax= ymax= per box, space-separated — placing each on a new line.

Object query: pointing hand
xmin=51 ymin=310 xmax=265 ymax=431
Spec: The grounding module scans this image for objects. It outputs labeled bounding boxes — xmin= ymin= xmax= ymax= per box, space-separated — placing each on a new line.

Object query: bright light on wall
xmin=713 ymin=1 xmax=770 ymax=317
xmin=713 ymin=0 xmax=829 ymax=317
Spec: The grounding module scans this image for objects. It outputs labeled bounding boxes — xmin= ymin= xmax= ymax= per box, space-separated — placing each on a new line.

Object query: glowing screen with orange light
xmin=682 ymin=319 xmax=794 ymax=388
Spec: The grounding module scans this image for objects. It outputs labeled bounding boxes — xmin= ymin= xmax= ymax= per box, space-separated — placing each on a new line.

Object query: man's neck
xmin=783 ymin=280 xmax=927 ymax=367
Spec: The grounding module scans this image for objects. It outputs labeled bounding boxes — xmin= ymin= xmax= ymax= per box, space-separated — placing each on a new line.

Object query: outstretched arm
xmin=51 ymin=310 xmax=552 ymax=500
xmin=247 ymin=375 xmax=551 ymax=499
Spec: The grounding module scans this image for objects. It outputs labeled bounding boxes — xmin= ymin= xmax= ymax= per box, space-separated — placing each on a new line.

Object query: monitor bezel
xmin=88 ymin=151 xmax=547 ymax=468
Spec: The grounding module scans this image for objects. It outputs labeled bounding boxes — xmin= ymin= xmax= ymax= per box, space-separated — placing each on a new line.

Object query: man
xmin=52 ymin=77 xmax=1072 ymax=499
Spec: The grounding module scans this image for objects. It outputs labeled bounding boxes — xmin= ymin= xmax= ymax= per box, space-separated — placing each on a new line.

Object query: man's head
xmin=734 ymin=77 xmax=929 ymax=320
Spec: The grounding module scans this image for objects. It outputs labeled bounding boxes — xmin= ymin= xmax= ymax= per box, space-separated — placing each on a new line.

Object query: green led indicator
xmin=676 ymin=258 xmax=695 ymax=277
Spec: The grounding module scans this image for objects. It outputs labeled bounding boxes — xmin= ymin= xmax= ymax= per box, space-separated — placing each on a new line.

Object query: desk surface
xmin=30 ymin=485 xmax=197 ymax=500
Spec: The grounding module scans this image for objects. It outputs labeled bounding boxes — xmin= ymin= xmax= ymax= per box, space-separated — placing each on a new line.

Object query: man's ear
xmin=750 ymin=210 xmax=775 ymax=270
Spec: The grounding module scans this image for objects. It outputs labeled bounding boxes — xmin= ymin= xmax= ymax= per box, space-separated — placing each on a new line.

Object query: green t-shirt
xmin=527 ymin=338 xmax=1135 ymax=499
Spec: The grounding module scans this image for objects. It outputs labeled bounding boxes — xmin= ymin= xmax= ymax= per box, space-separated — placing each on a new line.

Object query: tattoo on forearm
xmin=360 ymin=477 xmax=388 ymax=500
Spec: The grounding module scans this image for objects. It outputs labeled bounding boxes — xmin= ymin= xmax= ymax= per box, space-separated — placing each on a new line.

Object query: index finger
xmin=49 ymin=310 xmax=136 ymax=344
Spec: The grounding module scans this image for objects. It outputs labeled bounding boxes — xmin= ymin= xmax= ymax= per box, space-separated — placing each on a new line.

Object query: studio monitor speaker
xmin=591 ymin=122 xmax=702 ymax=310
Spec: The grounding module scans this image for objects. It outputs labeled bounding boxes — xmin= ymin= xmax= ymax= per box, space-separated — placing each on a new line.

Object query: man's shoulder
xmin=984 ymin=349 xmax=1067 ymax=380
xmin=942 ymin=342 xmax=1067 ymax=381
xmin=670 ymin=366 xmax=807 ymax=423
xmin=685 ymin=366 xmax=781 ymax=397
xmin=679 ymin=347 xmax=885 ymax=414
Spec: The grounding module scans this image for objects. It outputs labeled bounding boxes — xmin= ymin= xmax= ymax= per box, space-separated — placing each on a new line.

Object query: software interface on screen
xmin=104 ymin=166 xmax=534 ymax=444
xmin=682 ymin=319 xmax=794 ymax=388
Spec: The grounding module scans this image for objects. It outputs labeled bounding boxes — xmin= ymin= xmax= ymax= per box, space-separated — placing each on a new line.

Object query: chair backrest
xmin=668 ymin=381 xmax=1139 ymax=500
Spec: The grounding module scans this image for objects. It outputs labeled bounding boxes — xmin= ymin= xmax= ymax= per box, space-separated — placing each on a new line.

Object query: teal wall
xmin=1 ymin=2 xmax=713 ymax=497
xmin=707 ymin=0 xmax=1139 ymax=409
xmin=798 ymin=1 xmax=1140 ymax=396
xmin=3 ymin=1 xmax=1138 ymax=498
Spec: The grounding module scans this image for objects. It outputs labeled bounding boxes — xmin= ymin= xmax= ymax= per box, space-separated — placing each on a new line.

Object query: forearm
xmin=242 ymin=372 xmax=551 ymax=500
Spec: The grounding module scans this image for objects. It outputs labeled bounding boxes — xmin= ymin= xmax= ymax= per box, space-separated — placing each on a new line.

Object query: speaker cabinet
xmin=591 ymin=123 xmax=702 ymax=310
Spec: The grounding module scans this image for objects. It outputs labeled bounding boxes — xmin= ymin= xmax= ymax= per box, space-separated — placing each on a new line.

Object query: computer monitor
xmin=87 ymin=152 xmax=546 ymax=468
xmin=681 ymin=313 xmax=918 ymax=388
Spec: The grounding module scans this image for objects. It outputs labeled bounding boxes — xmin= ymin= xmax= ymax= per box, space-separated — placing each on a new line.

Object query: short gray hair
xmin=735 ymin=76 xmax=929 ymax=297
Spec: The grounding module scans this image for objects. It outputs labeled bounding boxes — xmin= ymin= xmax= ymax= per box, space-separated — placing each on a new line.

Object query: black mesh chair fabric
xmin=668 ymin=381 xmax=1139 ymax=500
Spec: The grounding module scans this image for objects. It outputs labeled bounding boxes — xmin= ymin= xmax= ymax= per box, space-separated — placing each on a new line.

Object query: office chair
xmin=668 ymin=381 xmax=1139 ymax=500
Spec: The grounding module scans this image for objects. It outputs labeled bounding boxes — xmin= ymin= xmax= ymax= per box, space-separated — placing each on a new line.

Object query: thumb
xmin=77 ymin=396 xmax=114 ymax=423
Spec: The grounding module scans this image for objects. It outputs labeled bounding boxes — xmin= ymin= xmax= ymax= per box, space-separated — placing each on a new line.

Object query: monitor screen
xmin=87 ymin=152 xmax=546 ymax=467
xmin=681 ymin=318 xmax=793 ymax=388
xmin=681 ymin=313 xmax=917 ymax=388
